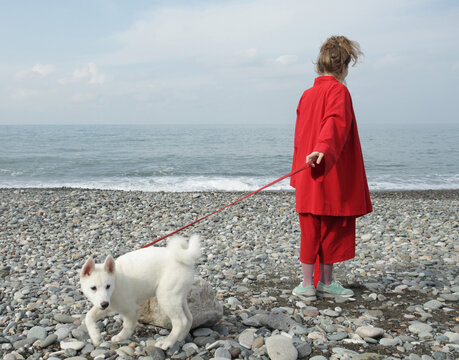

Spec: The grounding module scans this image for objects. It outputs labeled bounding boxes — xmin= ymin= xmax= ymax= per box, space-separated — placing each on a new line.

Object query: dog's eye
xmin=106 ymin=285 xmax=111 ymax=290
xmin=91 ymin=286 xmax=97 ymax=291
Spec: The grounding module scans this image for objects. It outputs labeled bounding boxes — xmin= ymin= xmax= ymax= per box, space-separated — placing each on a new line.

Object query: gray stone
xmin=194 ymin=336 xmax=217 ymax=347
xmin=296 ymin=342 xmax=312 ymax=358
xmin=60 ymin=340 xmax=85 ymax=351
xmin=408 ymin=322 xmax=433 ymax=334
xmin=54 ymin=314 xmax=76 ymax=323
xmin=183 ymin=343 xmax=199 ymax=357
xmin=117 ymin=345 xmax=135 ymax=356
xmin=34 ymin=334 xmax=58 ymax=348
xmin=13 ymin=337 xmax=35 ymax=349
xmin=439 ymin=293 xmax=458 ymax=301
xmin=3 ymin=354 xmax=16 ymax=360
xmin=238 ymin=330 xmax=255 ymax=349
xmin=423 ymin=300 xmax=443 ymax=310
xmin=444 ymin=331 xmax=459 ymax=344
xmin=356 ymin=326 xmax=384 ymax=339
xmin=54 ymin=327 xmax=71 ymax=340
xmin=192 ymin=327 xmax=213 ymax=337
xmin=0 ymin=266 xmax=11 ymax=277
xmin=243 ymin=312 xmax=298 ymax=331
xmin=27 ymin=326 xmax=47 ymax=340
xmin=321 ymin=309 xmax=339 ymax=317
xmin=214 ymin=346 xmax=232 ymax=359
xmin=327 ymin=332 xmax=348 ymax=341
xmin=145 ymin=345 xmax=166 ymax=360
xmin=71 ymin=328 xmax=87 ymax=341
xmin=139 ymin=277 xmax=223 ymax=329
xmin=81 ymin=343 xmax=94 ymax=355
xmin=363 ymin=337 xmax=378 ymax=344
xmin=353 ymin=354 xmax=383 ymax=360
xmin=379 ymin=337 xmax=400 ymax=346
xmin=421 ymin=356 xmax=434 ymax=360
xmin=332 ymin=346 xmax=359 ymax=356
xmin=266 ymin=335 xmax=297 ymax=360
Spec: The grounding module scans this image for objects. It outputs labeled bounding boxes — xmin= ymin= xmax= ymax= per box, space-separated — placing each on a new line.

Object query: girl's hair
xmin=316 ymin=36 xmax=362 ymax=77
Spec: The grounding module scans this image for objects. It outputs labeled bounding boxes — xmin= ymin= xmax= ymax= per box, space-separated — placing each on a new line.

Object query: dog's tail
xmin=167 ymin=235 xmax=201 ymax=266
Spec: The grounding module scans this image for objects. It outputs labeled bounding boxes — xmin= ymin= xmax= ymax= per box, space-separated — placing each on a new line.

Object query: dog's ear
xmin=81 ymin=257 xmax=95 ymax=277
xmin=104 ymin=255 xmax=115 ymax=274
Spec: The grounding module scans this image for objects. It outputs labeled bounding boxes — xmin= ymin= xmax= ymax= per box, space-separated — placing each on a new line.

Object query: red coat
xmin=290 ymin=76 xmax=372 ymax=216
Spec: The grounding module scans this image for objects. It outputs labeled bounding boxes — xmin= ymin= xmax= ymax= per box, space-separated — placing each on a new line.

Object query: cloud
xmin=14 ymin=64 xmax=55 ymax=80
xmin=73 ymin=63 xmax=106 ymax=84
xmin=275 ymin=55 xmax=298 ymax=65
xmin=32 ymin=64 xmax=55 ymax=76
xmin=107 ymin=1 xmax=303 ymax=65
xmin=59 ymin=62 xmax=107 ymax=85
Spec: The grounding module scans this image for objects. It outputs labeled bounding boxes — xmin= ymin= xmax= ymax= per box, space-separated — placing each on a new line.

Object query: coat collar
xmin=314 ymin=76 xmax=338 ymax=85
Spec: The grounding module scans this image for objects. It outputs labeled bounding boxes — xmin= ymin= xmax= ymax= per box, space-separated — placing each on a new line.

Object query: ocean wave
xmin=0 ymin=174 xmax=458 ymax=192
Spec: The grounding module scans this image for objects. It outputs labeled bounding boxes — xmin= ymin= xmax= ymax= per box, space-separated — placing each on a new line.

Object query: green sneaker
xmin=292 ymin=283 xmax=317 ymax=301
xmin=317 ymin=280 xmax=354 ymax=298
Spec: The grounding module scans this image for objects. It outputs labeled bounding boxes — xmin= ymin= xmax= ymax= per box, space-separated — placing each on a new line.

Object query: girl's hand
xmin=306 ymin=151 xmax=324 ymax=167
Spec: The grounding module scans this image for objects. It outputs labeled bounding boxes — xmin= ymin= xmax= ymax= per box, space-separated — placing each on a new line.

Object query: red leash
xmin=140 ymin=163 xmax=309 ymax=249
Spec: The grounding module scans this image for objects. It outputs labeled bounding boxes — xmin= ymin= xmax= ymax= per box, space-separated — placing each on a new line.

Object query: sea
xmin=0 ymin=123 xmax=458 ymax=192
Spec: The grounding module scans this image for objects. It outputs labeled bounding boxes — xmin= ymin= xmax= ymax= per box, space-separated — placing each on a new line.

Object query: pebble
xmin=54 ymin=327 xmax=71 ymax=340
xmin=214 ymin=347 xmax=231 ymax=359
xmin=27 ymin=326 xmax=47 ymax=340
xmin=238 ymin=329 xmax=255 ymax=349
xmin=423 ymin=300 xmax=443 ymax=310
xmin=0 ymin=189 xmax=457 ymax=360
xmin=295 ymin=342 xmax=312 ymax=357
xmin=34 ymin=334 xmax=58 ymax=348
xmin=54 ymin=314 xmax=76 ymax=323
xmin=183 ymin=343 xmax=199 ymax=356
xmin=265 ymin=334 xmax=297 ymax=360
xmin=192 ymin=328 xmax=214 ymax=337
xmin=356 ymin=326 xmax=384 ymax=339
xmin=409 ymin=322 xmax=433 ymax=334
xmin=379 ymin=337 xmax=400 ymax=346
xmin=60 ymin=340 xmax=86 ymax=351
xmin=145 ymin=346 xmax=166 ymax=360
xmin=321 ymin=309 xmax=339 ymax=317
xmin=444 ymin=331 xmax=459 ymax=344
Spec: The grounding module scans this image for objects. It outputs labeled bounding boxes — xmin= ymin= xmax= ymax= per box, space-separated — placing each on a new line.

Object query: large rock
xmin=139 ymin=277 xmax=223 ymax=329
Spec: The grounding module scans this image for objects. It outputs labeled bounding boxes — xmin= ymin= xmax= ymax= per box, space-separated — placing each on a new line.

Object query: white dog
xmin=80 ymin=235 xmax=201 ymax=350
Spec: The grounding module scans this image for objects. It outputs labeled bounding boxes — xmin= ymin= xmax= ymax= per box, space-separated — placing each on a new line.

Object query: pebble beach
xmin=0 ymin=188 xmax=458 ymax=360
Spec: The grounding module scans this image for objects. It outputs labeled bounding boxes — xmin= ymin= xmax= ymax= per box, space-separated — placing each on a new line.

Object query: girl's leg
xmin=299 ymin=213 xmax=321 ymax=286
xmin=320 ymin=263 xmax=333 ymax=285
xmin=301 ymin=262 xmax=314 ymax=287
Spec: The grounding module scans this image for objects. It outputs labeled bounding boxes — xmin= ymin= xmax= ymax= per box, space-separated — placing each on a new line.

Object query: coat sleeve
xmin=290 ymin=94 xmax=305 ymax=188
xmin=313 ymin=84 xmax=353 ymax=179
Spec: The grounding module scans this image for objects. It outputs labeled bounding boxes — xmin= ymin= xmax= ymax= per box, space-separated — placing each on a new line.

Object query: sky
xmin=0 ymin=0 xmax=458 ymax=126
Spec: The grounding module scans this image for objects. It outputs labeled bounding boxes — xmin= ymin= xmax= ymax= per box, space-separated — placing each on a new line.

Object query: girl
xmin=290 ymin=36 xmax=372 ymax=300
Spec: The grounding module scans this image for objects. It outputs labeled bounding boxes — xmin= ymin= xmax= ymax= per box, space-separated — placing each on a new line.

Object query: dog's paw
xmin=111 ymin=334 xmax=127 ymax=343
xmin=155 ymin=337 xmax=174 ymax=350
xmin=91 ymin=336 xmax=102 ymax=347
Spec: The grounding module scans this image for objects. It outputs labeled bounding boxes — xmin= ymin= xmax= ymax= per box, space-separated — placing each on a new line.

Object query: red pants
xmin=299 ymin=213 xmax=356 ymax=285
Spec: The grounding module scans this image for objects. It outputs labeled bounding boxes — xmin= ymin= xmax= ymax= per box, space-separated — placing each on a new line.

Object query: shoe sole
xmin=292 ymin=291 xmax=317 ymax=301
xmin=317 ymin=291 xmax=353 ymax=298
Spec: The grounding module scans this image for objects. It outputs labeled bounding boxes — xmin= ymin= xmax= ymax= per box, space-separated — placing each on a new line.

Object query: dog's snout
xmin=100 ymin=301 xmax=109 ymax=309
